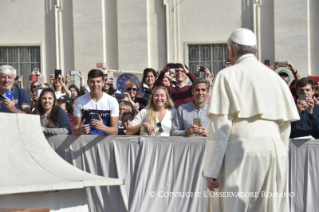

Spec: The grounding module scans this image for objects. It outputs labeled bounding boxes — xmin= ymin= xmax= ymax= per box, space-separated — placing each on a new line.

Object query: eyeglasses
xmin=127 ymin=88 xmax=137 ymax=92
xmin=157 ymin=122 xmax=163 ymax=133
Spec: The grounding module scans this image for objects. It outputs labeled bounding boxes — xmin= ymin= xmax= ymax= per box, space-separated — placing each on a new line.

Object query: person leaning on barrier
xmin=0 ymin=65 xmax=31 ymax=113
xmin=204 ymin=28 xmax=299 ymax=212
xmin=156 ymin=62 xmax=196 ymax=109
xmin=35 ymin=88 xmax=72 ymax=135
xmin=290 ymin=78 xmax=319 ymax=139
xmin=171 ymin=78 xmax=210 ymax=137
xmin=126 ymin=86 xmax=176 ymax=136
xmin=73 ymin=69 xmax=119 ymax=135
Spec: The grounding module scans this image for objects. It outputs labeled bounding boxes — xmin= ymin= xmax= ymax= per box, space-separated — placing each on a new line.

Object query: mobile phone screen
xmin=298 ymin=93 xmax=306 ymax=102
xmin=96 ymin=63 xmax=107 ymax=69
xmin=193 ymin=118 xmax=200 ymax=127
xmin=6 ymin=91 xmax=13 ymax=101
xmin=277 ymin=61 xmax=287 ymax=67
xmin=107 ymin=72 xmax=114 ymax=83
xmin=71 ymin=70 xmax=79 ymax=75
xmin=169 ymin=64 xmax=180 ymax=69
xmin=37 ymin=76 xmax=44 ymax=84
xmin=31 ymin=75 xmax=37 ymax=81
xmin=55 ymin=69 xmax=62 ymax=79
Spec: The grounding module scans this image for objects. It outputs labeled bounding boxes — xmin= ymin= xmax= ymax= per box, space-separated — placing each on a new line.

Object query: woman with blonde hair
xmin=126 ymin=86 xmax=176 ymax=136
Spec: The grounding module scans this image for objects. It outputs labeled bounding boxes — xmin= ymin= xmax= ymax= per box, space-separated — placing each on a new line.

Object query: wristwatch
xmin=293 ymin=70 xmax=298 ymax=75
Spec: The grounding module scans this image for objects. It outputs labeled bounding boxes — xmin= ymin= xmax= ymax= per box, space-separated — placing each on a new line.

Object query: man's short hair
xmin=88 ymin=69 xmax=104 ymax=79
xmin=0 ymin=65 xmax=17 ymax=79
xmin=227 ymin=39 xmax=257 ymax=56
xmin=191 ymin=78 xmax=210 ymax=91
xmin=121 ymin=111 xmax=134 ymax=122
xmin=296 ymin=77 xmax=314 ymax=91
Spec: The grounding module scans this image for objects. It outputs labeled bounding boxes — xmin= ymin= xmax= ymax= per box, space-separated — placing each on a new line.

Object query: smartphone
xmin=96 ymin=63 xmax=107 ymax=69
xmin=264 ymin=60 xmax=270 ymax=65
xmin=169 ymin=63 xmax=180 ymax=69
xmin=107 ymin=72 xmax=114 ymax=83
xmin=277 ymin=61 xmax=287 ymax=67
xmin=91 ymin=113 xmax=100 ymax=120
xmin=55 ymin=69 xmax=62 ymax=79
xmin=193 ymin=118 xmax=200 ymax=127
xmin=37 ymin=76 xmax=44 ymax=84
xmin=6 ymin=91 xmax=13 ymax=101
xmin=298 ymin=93 xmax=306 ymax=102
xmin=115 ymin=93 xmax=124 ymax=99
xmin=71 ymin=70 xmax=79 ymax=75
xmin=36 ymin=87 xmax=44 ymax=98
xmin=31 ymin=75 xmax=37 ymax=81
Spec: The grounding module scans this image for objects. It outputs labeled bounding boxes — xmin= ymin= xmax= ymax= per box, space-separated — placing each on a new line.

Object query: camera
xmin=264 ymin=60 xmax=270 ymax=65
xmin=200 ymin=66 xmax=205 ymax=72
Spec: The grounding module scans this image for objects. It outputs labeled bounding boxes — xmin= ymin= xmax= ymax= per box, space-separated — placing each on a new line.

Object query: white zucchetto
xmin=229 ymin=28 xmax=257 ymax=46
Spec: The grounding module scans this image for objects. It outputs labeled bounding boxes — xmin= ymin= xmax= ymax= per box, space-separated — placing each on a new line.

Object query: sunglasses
xmin=157 ymin=122 xmax=164 ymax=133
xmin=127 ymin=88 xmax=137 ymax=92
xmin=32 ymin=85 xmax=37 ymax=88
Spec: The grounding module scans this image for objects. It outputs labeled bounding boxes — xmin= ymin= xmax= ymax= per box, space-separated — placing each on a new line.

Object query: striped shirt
xmin=171 ymin=102 xmax=210 ymax=136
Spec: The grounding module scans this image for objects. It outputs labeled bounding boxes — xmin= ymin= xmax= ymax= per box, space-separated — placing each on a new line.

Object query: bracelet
xmin=80 ymin=77 xmax=83 ymax=79
xmin=293 ymin=70 xmax=298 ymax=75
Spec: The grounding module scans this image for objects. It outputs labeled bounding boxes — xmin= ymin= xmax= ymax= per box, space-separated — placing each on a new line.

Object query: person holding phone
xmin=65 ymin=70 xmax=87 ymax=96
xmin=126 ymin=86 xmax=176 ymax=136
xmin=73 ymin=69 xmax=119 ymax=135
xmin=0 ymin=65 xmax=31 ymax=113
xmin=34 ymin=88 xmax=72 ymax=135
xmin=171 ymin=78 xmax=210 ymax=137
xmin=103 ymin=71 xmax=120 ymax=96
xmin=156 ymin=62 xmax=196 ymax=109
xmin=50 ymin=72 xmax=71 ymax=99
xmin=291 ymin=77 xmax=319 ymax=138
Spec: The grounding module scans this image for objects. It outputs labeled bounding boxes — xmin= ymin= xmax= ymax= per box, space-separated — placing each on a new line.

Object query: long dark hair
xmin=141 ymin=68 xmax=156 ymax=87
xmin=36 ymin=88 xmax=60 ymax=128
xmin=68 ymin=84 xmax=80 ymax=97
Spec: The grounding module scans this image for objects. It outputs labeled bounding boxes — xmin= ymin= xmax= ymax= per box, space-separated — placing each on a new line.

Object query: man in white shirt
xmin=73 ymin=69 xmax=119 ymax=135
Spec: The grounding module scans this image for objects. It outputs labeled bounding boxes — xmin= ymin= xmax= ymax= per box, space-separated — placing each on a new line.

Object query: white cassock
xmin=204 ymin=54 xmax=300 ymax=212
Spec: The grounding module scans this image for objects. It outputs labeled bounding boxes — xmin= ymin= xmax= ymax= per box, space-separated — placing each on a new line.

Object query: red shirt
xmin=156 ymin=72 xmax=197 ymax=108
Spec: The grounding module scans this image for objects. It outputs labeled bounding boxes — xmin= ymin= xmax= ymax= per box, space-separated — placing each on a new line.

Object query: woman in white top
xmin=126 ymin=86 xmax=176 ymax=136
xmin=49 ymin=73 xmax=71 ymax=99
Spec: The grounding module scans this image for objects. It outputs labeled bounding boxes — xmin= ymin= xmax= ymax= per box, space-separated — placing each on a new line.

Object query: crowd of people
xmin=0 ymin=54 xmax=317 ymax=139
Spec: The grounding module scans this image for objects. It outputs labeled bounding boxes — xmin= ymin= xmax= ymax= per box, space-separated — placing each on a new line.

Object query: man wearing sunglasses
xmin=171 ymin=78 xmax=210 ymax=137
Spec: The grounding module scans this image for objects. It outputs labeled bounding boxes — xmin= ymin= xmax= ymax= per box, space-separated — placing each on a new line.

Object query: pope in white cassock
xmin=204 ymin=28 xmax=300 ymax=212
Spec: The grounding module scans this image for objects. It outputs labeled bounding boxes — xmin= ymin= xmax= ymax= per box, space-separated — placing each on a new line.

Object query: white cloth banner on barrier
xmin=47 ymin=136 xmax=317 ymax=212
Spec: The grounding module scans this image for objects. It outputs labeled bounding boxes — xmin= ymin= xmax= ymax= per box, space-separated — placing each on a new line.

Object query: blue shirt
xmin=290 ymin=105 xmax=319 ymax=139
xmin=0 ymin=87 xmax=30 ymax=113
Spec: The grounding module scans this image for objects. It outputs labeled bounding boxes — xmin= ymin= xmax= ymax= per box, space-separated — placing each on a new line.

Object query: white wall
xmin=0 ymin=0 xmax=318 ymax=80
xmin=274 ymin=0 xmax=310 ymax=78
